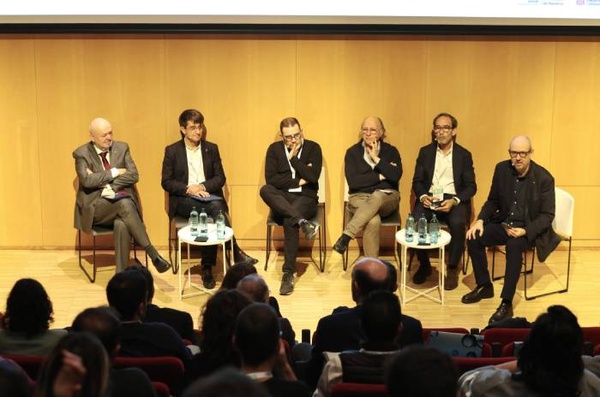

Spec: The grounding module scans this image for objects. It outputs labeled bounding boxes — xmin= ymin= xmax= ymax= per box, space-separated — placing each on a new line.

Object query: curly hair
xmin=2 ymin=278 xmax=54 ymax=337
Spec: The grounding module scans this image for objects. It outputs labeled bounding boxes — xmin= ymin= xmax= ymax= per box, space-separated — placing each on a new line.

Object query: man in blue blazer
xmin=411 ymin=113 xmax=477 ymax=290
xmin=161 ymin=109 xmax=257 ymax=289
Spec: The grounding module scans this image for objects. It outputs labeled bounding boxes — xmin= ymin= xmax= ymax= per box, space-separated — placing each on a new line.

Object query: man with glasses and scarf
xmin=461 ymin=135 xmax=560 ymax=325
xmin=260 ymin=117 xmax=322 ymax=295
xmin=333 ymin=116 xmax=402 ymax=259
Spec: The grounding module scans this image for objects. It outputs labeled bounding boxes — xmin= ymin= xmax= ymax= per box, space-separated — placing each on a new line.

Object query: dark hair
xmin=381 ymin=259 xmax=398 ymax=292
xmin=106 ymin=271 xmax=147 ymax=321
xmin=182 ymin=367 xmax=269 ymax=397
xmin=179 ymin=109 xmax=204 ymax=128
xmin=220 ymin=262 xmax=258 ymax=290
xmin=35 ymin=332 xmax=110 ymax=397
xmin=361 ymin=290 xmax=402 ymax=344
xmin=234 ymin=303 xmax=280 ymax=366
xmin=200 ymin=290 xmax=252 ymax=370
xmin=125 ymin=263 xmax=155 ymax=302
xmin=236 ymin=275 xmax=269 ymax=303
xmin=386 ymin=345 xmax=458 ymax=397
xmin=0 ymin=358 xmax=32 ymax=397
xmin=279 ymin=117 xmax=301 ymax=134
xmin=3 ymin=278 xmax=54 ymax=337
xmin=515 ymin=305 xmax=584 ymax=396
xmin=71 ymin=306 xmax=122 ymax=358
xmin=352 ymin=266 xmax=388 ymax=299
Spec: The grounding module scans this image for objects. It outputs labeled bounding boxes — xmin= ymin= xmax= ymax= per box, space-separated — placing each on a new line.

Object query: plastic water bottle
xmin=216 ymin=210 xmax=226 ymax=240
xmin=430 ymin=213 xmax=439 ymax=244
xmin=199 ymin=208 xmax=208 ymax=237
xmin=405 ymin=213 xmax=415 ymax=242
xmin=189 ymin=207 xmax=199 ymax=237
xmin=418 ymin=213 xmax=428 ymax=244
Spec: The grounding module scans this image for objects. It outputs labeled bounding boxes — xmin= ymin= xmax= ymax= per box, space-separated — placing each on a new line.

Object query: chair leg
xmin=319 ymin=216 xmax=326 ymax=273
xmin=77 ymin=230 xmax=96 ymax=283
xmin=524 ymin=239 xmax=570 ymax=300
xmin=265 ymin=225 xmax=272 ymax=271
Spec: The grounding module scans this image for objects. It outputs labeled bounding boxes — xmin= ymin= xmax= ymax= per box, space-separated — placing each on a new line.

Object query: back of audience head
xmin=234 ymin=303 xmax=280 ymax=367
xmin=0 ymin=358 xmax=32 ymax=397
xmin=2 ymin=278 xmax=54 ymax=337
xmin=106 ymin=271 xmax=148 ymax=321
xmin=380 ymin=259 xmax=398 ymax=292
xmin=182 ymin=367 xmax=269 ymax=397
xmin=71 ymin=306 xmax=122 ymax=360
xmin=237 ymin=275 xmax=269 ymax=303
xmin=220 ymin=262 xmax=258 ymax=290
xmin=515 ymin=304 xmax=583 ymax=396
xmin=35 ymin=332 xmax=110 ymax=397
xmin=386 ymin=345 xmax=459 ymax=397
xmin=351 ymin=257 xmax=389 ymax=303
xmin=124 ymin=263 xmax=155 ymax=303
xmin=360 ymin=290 xmax=402 ymax=346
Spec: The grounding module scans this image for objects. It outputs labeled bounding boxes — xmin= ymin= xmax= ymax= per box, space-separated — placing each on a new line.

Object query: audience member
xmin=314 ymin=290 xmax=403 ymax=396
xmin=181 ymin=367 xmax=269 ymax=397
xmin=0 ymin=278 xmax=67 ymax=356
xmin=234 ymin=303 xmax=311 ymax=397
xmin=125 ymin=264 xmax=198 ymax=344
xmin=386 ymin=345 xmax=459 ymax=397
xmin=333 ymin=116 xmax=402 ymax=259
xmin=196 ymin=289 xmax=252 ymax=377
xmin=459 ymin=305 xmax=600 ymax=396
xmin=35 ymin=332 xmax=110 ymax=397
xmin=237 ymin=275 xmax=296 ymax=348
xmin=71 ymin=306 xmax=156 ymax=397
xmin=0 ymin=357 xmax=33 ymax=397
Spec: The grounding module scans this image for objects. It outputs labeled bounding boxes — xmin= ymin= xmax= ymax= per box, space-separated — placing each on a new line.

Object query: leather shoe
xmin=333 ymin=235 xmax=349 ymax=254
xmin=234 ymin=249 xmax=258 ymax=266
xmin=201 ymin=266 xmax=216 ymax=289
xmin=300 ymin=221 xmax=319 ymax=240
xmin=412 ymin=265 xmax=432 ymax=284
xmin=152 ymin=255 xmax=171 ymax=273
xmin=461 ymin=284 xmax=494 ymax=304
xmin=444 ymin=267 xmax=459 ymax=291
xmin=488 ymin=302 xmax=514 ymax=325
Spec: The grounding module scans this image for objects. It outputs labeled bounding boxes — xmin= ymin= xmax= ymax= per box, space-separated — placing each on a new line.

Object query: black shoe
xmin=333 ymin=235 xmax=349 ymax=254
xmin=234 ymin=249 xmax=259 ymax=266
xmin=300 ymin=221 xmax=319 ymax=240
xmin=201 ymin=266 xmax=216 ymax=289
xmin=152 ymin=255 xmax=171 ymax=273
xmin=279 ymin=272 xmax=294 ymax=295
xmin=461 ymin=284 xmax=494 ymax=304
xmin=412 ymin=265 xmax=432 ymax=284
xmin=444 ymin=267 xmax=459 ymax=291
xmin=488 ymin=302 xmax=514 ymax=325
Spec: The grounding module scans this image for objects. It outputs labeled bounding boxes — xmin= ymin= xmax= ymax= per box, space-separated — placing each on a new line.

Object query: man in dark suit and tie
xmin=161 ymin=109 xmax=257 ymax=289
xmin=411 ymin=112 xmax=477 ymax=290
xmin=73 ymin=117 xmax=171 ymax=273
xmin=259 ymin=117 xmax=321 ymax=296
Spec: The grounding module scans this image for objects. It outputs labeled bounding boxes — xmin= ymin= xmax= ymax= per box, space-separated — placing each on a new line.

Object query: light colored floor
xmin=0 ymin=245 xmax=597 ymax=335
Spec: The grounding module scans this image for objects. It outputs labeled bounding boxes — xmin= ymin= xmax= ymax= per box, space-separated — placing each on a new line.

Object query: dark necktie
xmin=99 ymin=152 xmax=129 ymax=198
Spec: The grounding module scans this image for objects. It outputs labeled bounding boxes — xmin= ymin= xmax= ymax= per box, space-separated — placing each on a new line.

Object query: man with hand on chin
xmin=461 ymin=135 xmax=560 ymax=325
xmin=333 ymin=117 xmax=402 ymax=259
xmin=411 ymin=112 xmax=476 ymax=290
xmin=260 ymin=117 xmax=322 ymax=295
xmin=161 ymin=109 xmax=257 ymax=289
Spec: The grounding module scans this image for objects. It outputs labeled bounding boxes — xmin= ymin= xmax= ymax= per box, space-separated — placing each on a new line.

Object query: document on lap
xmin=190 ymin=194 xmax=223 ymax=202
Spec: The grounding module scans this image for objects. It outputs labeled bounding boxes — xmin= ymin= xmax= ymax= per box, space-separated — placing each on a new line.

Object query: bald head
xmin=351 ymin=257 xmax=389 ymax=303
xmin=89 ymin=117 xmax=114 ymax=151
xmin=509 ymin=135 xmax=532 ymax=151
xmin=237 ymin=274 xmax=269 ymax=303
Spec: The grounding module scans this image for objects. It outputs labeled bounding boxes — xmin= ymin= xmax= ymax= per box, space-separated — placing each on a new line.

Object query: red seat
xmin=1 ymin=354 xmax=46 ymax=380
xmin=481 ymin=328 xmax=531 ymax=357
xmin=114 ymin=356 xmax=184 ymax=394
xmin=330 ymin=383 xmax=387 ymax=397
xmin=151 ymin=381 xmax=170 ymax=397
xmin=422 ymin=327 xmax=470 ymax=342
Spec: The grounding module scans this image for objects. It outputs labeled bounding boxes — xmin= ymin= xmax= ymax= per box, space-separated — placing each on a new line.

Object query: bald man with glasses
xmin=461 ymin=135 xmax=561 ymax=325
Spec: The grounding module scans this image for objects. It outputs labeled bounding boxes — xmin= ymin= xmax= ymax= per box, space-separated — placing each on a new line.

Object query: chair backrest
xmin=317 ymin=167 xmax=326 ymax=204
xmin=453 ymin=356 xmax=515 ymax=375
xmin=330 ymin=383 xmax=387 ymax=397
xmin=1 ymin=355 xmax=46 ymax=380
xmin=113 ymin=356 xmax=184 ymax=393
xmin=482 ymin=328 xmax=531 ymax=356
xmin=553 ymin=187 xmax=574 ymax=238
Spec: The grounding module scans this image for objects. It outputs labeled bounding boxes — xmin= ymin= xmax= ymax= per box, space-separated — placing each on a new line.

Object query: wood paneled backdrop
xmin=1 ymin=34 xmax=599 ymax=250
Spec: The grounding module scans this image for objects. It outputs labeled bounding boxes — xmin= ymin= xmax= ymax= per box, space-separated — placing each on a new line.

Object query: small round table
xmin=395 ymin=229 xmax=451 ymax=304
xmin=177 ymin=224 xmax=234 ymax=299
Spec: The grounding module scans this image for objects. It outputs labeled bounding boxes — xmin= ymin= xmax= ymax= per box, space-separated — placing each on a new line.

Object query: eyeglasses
xmin=508 ymin=150 xmax=531 ymax=158
xmin=361 ymin=128 xmax=379 ymax=136
xmin=185 ymin=124 xmax=204 ymax=132
xmin=282 ymin=132 xmax=301 ymax=141
xmin=433 ymin=125 xmax=453 ymax=133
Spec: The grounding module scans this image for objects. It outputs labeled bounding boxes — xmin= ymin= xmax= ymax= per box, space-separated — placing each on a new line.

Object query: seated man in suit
xmin=305 ymin=257 xmax=423 ymax=389
xmin=73 ymin=117 xmax=170 ymax=273
xmin=315 ymin=290 xmax=403 ymax=396
xmin=259 ymin=117 xmax=322 ymax=295
xmin=333 ymin=116 xmax=402 ymax=258
xmin=161 ymin=109 xmax=257 ymax=289
xmin=411 ymin=112 xmax=477 ymax=290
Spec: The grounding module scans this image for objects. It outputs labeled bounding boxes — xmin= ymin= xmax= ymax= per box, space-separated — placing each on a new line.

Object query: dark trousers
xmin=467 ymin=222 xmax=530 ymax=300
xmin=175 ymin=196 xmax=239 ymax=266
xmin=260 ymin=185 xmax=317 ymax=274
xmin=413 ymin=199 xmax=467 ymax=269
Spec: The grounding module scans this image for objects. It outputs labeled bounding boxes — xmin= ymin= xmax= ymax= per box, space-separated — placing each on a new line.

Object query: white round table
xmin=177 ymin=224 xmax=234 ymax=299
xmin=395 ymin=229 xmax=451 ymax=304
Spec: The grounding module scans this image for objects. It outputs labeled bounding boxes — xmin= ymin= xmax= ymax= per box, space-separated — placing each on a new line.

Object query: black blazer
xmin=412 ymin=141 xmax=477 ymax=203
xmin=161 ymin=139 xmax=226 ymax=218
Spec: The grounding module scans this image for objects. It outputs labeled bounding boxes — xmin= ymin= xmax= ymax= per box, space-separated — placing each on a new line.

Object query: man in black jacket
xmin=462 ymin=135 xmax=561 ymax=325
